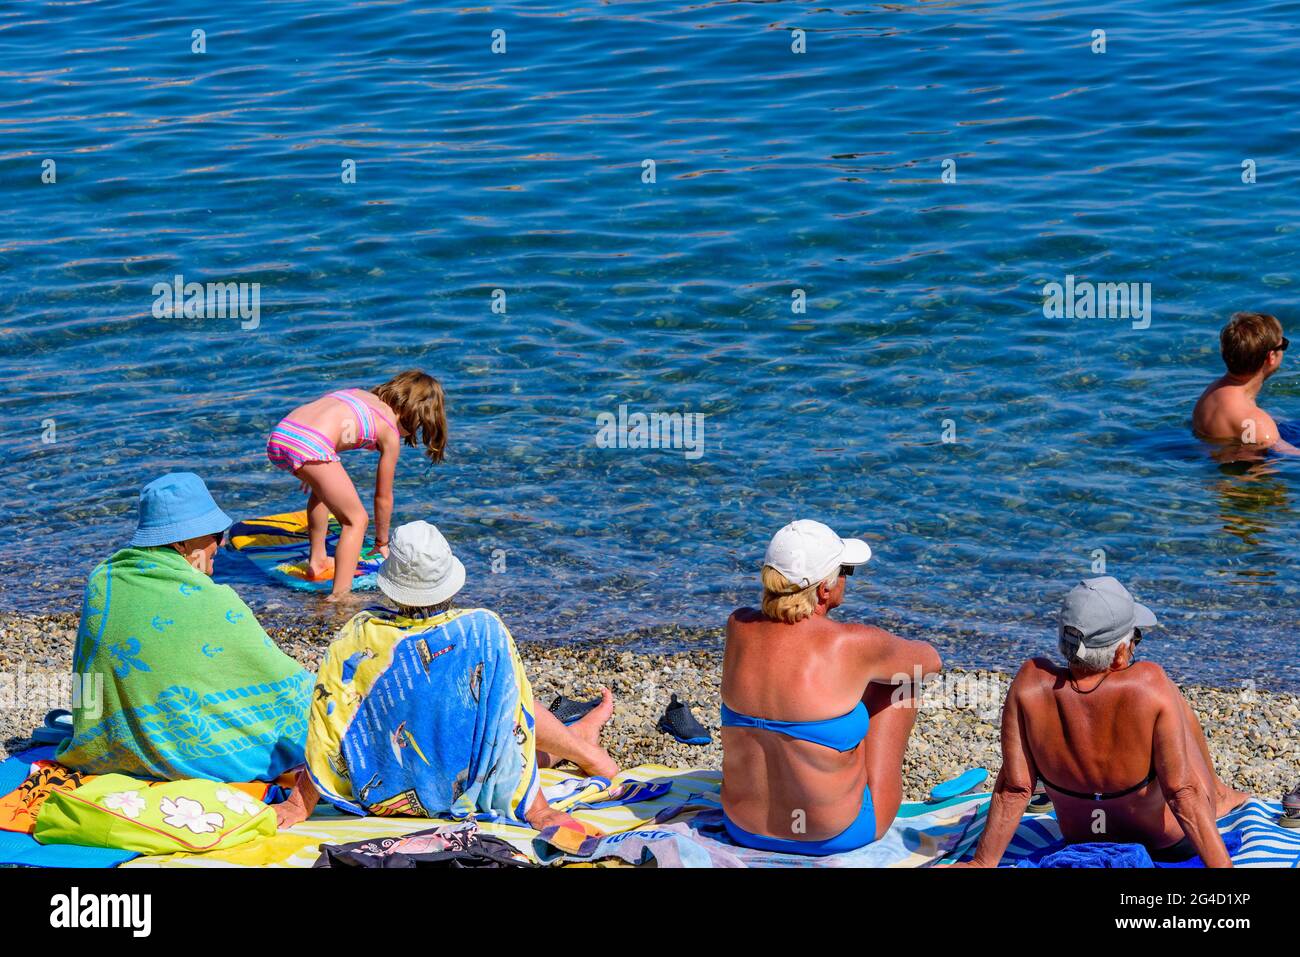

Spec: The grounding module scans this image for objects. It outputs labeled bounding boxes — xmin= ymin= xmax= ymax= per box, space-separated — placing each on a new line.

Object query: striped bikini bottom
xmin=266 ymin=418 xmax=340 ymax=472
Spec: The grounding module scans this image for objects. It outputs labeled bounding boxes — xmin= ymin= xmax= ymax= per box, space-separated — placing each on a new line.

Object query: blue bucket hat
xmin=129 ymin=472 xmax=233 ymax=548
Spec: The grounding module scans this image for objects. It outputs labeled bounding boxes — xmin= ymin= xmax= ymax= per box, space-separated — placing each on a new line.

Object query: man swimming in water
xmin=1193 ymin=311 xmax=1296 ymax=452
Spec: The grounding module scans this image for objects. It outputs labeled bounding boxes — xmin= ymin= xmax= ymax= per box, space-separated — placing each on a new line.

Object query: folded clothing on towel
xmin=314 ymin=821 xmax=534 ymax=868
xmin=0 ymin=761 xmax=89 ymax=834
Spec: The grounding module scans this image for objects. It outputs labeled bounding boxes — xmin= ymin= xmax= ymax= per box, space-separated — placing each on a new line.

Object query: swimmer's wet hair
xmin=373 ymin=370 xmax=448 ymax=464
xmin=1221 ymin=311 xmax=1284 ymax=376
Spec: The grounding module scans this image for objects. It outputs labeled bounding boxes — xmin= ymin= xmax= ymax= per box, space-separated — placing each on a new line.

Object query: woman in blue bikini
xmin=720 ymin=520 xmax=943 ymax=855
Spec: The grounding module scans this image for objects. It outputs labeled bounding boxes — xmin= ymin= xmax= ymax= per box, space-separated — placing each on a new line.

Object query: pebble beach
xmin=2 ymin=610 xmax=1296 ymax=804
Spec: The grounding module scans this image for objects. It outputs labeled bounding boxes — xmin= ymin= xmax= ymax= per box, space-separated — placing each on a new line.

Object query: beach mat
xmin=125 ymin=767 xmax=1300 ymax=869
xmin=119 ymin=767 xmax=1000 ymax=868
xmin=223 ymin=510 xmax=381 ymax=592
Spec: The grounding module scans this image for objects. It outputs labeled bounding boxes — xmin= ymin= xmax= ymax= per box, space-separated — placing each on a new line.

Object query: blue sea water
xmin=2 ymin=0 xmax=1299 ymax=690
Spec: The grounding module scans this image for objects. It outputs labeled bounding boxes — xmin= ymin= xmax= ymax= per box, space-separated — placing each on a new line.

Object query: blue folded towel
xmin=1017 ymin=830 xmax=1244 ymax=868
xmin=1019 ymin=842 xmax=1153 ymax=868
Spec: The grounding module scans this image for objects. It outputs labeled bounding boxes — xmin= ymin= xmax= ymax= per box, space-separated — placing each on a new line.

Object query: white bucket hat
xmin=764 ymin=519 xmax=872 ymax=588
xmin=377 ymin=521 xmax=466 ymax=607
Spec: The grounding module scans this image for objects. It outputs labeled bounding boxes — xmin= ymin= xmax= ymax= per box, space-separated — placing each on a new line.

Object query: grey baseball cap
xmin=1059 ymin=576 xmax=1158 ymax=649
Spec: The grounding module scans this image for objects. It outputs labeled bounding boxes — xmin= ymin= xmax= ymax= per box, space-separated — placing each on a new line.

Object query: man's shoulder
xmin=1194 ymin=386 xmax=1272 ymax=439
xmin=1015 ymin=655 xmax=1054 ymax=677
xmin=1192 ymin=381 xmax=1235 ymax=423
xmin=1007 ymin=657 xmax=1062 ymax=697
xmin=1125 ymin=659 xmax=1175 ymax=691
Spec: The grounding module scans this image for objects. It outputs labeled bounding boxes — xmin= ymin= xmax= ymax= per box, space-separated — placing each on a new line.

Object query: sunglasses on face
xmin=840 ymin=565 xmax=854 ymax=577
xmin=1274 ymin=337 xmax=1290 ymax=353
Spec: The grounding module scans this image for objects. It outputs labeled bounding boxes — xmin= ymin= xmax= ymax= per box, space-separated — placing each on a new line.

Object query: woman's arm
xmin=866 ymin=628 xmax=942 ymax=686
xmin=961 ymin=677 xmax=1036 ymax=867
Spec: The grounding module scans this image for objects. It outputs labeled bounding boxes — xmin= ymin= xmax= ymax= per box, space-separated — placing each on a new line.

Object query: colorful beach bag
xmin=33 ymin=774 xmax=276 ymax=855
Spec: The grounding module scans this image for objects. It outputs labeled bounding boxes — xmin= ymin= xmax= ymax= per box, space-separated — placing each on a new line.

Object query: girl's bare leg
xmin=305 ymin=488 xmax=330 ymax=576
xmin=296 ymin=461 xmax=368 ymax=599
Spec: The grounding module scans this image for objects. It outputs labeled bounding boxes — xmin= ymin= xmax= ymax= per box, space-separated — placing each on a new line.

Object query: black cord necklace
xmin=1068 ymin=659 xmax=1134 ymax=694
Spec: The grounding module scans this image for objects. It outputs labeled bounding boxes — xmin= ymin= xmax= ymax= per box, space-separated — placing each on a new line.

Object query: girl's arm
xmin=372 ymin=436 xmax=399 ymax=555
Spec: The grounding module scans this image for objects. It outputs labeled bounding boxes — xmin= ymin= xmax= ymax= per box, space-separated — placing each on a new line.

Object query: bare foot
xmin=306 ymin=558 xmax=335 ymax=582
xmin=577 ymin=746 xmax=620 ymax=781
xmin=1215 ymin=780 xmax=1250 ymax=816
xmin=570 ymin=687 xmax=615 ymax=747
xmin=324 ymin=590 xmax=366 ymax=606
xmin=568 ymin=687 xmax=619 ymax=779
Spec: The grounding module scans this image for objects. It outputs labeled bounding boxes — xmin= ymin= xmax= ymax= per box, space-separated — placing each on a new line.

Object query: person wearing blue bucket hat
xmin=128 ymin=472 xmax=233 ymax=574
xmin=56 ymin=473 xmax=313 ymax=787
xmin=956 ymin=577 xmax=1249 ymax=870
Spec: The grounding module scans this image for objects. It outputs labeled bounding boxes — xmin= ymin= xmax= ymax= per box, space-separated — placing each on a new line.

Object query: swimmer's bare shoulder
xmin=1248 ymin=407 xmax=1282 ymax=444
xmin=1193 ymin=382 xmax=1275 ymax=443
xmin=1192 ymin=379 xmax=1238 ymax=437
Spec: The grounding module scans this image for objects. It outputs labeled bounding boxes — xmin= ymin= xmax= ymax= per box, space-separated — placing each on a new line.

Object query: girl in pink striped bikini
xmin=266 ymin=370 xmax=448 ymax=600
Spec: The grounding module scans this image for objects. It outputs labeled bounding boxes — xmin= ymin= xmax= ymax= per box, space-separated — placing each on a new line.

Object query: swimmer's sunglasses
xmin=1275 ymin=337 xmax=1290 ymax=353
xmin=840 ymin=564 xmax=854 ymax=577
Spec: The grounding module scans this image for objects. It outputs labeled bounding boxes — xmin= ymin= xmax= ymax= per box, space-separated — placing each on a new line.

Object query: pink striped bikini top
xmin=330 ymin=389 xmax=399 ymax=451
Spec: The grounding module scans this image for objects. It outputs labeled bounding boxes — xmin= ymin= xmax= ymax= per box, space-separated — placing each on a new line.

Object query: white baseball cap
xmin=763 ymin=519 xmax=872 ymax=587
xmin=377 ymin=521 xmax=466 ymax=607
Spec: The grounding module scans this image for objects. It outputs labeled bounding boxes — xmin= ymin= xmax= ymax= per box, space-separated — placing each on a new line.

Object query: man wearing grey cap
xmin=960 ymin=576 xmax=1248 ymax=868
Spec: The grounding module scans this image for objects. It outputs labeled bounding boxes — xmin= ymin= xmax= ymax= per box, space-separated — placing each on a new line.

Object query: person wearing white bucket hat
xmin=719 ymin=520 xmax=942 ymax=856
xmin=294 ymin=521 xmax=620 ymax=835
xmin=375 ymin=521 xmax=466 ymax=609
xmin=959 ymin=577 xmax=1248 ymax=869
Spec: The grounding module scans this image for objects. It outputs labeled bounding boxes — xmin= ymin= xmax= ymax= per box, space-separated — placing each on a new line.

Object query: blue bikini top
xmin=720 ymin=700 xmax=870 ymax=753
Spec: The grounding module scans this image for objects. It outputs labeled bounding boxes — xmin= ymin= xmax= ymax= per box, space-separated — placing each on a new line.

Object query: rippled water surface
xmin=3 ymin=1 xmax=1300 ymax=689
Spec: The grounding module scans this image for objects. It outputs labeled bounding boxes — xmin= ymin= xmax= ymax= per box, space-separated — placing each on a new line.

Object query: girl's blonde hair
xmin=373 ymin=370 xmax=448 ymax=464
xmin=760 ymin=565 xmax=833 ymax=624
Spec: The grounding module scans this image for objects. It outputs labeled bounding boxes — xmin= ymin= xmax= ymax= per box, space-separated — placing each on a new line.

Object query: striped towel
xmin=941 ymin=795 xmax=1298 ymax=868
xmin=120 ymin=770 xmax=1300 ymax=868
